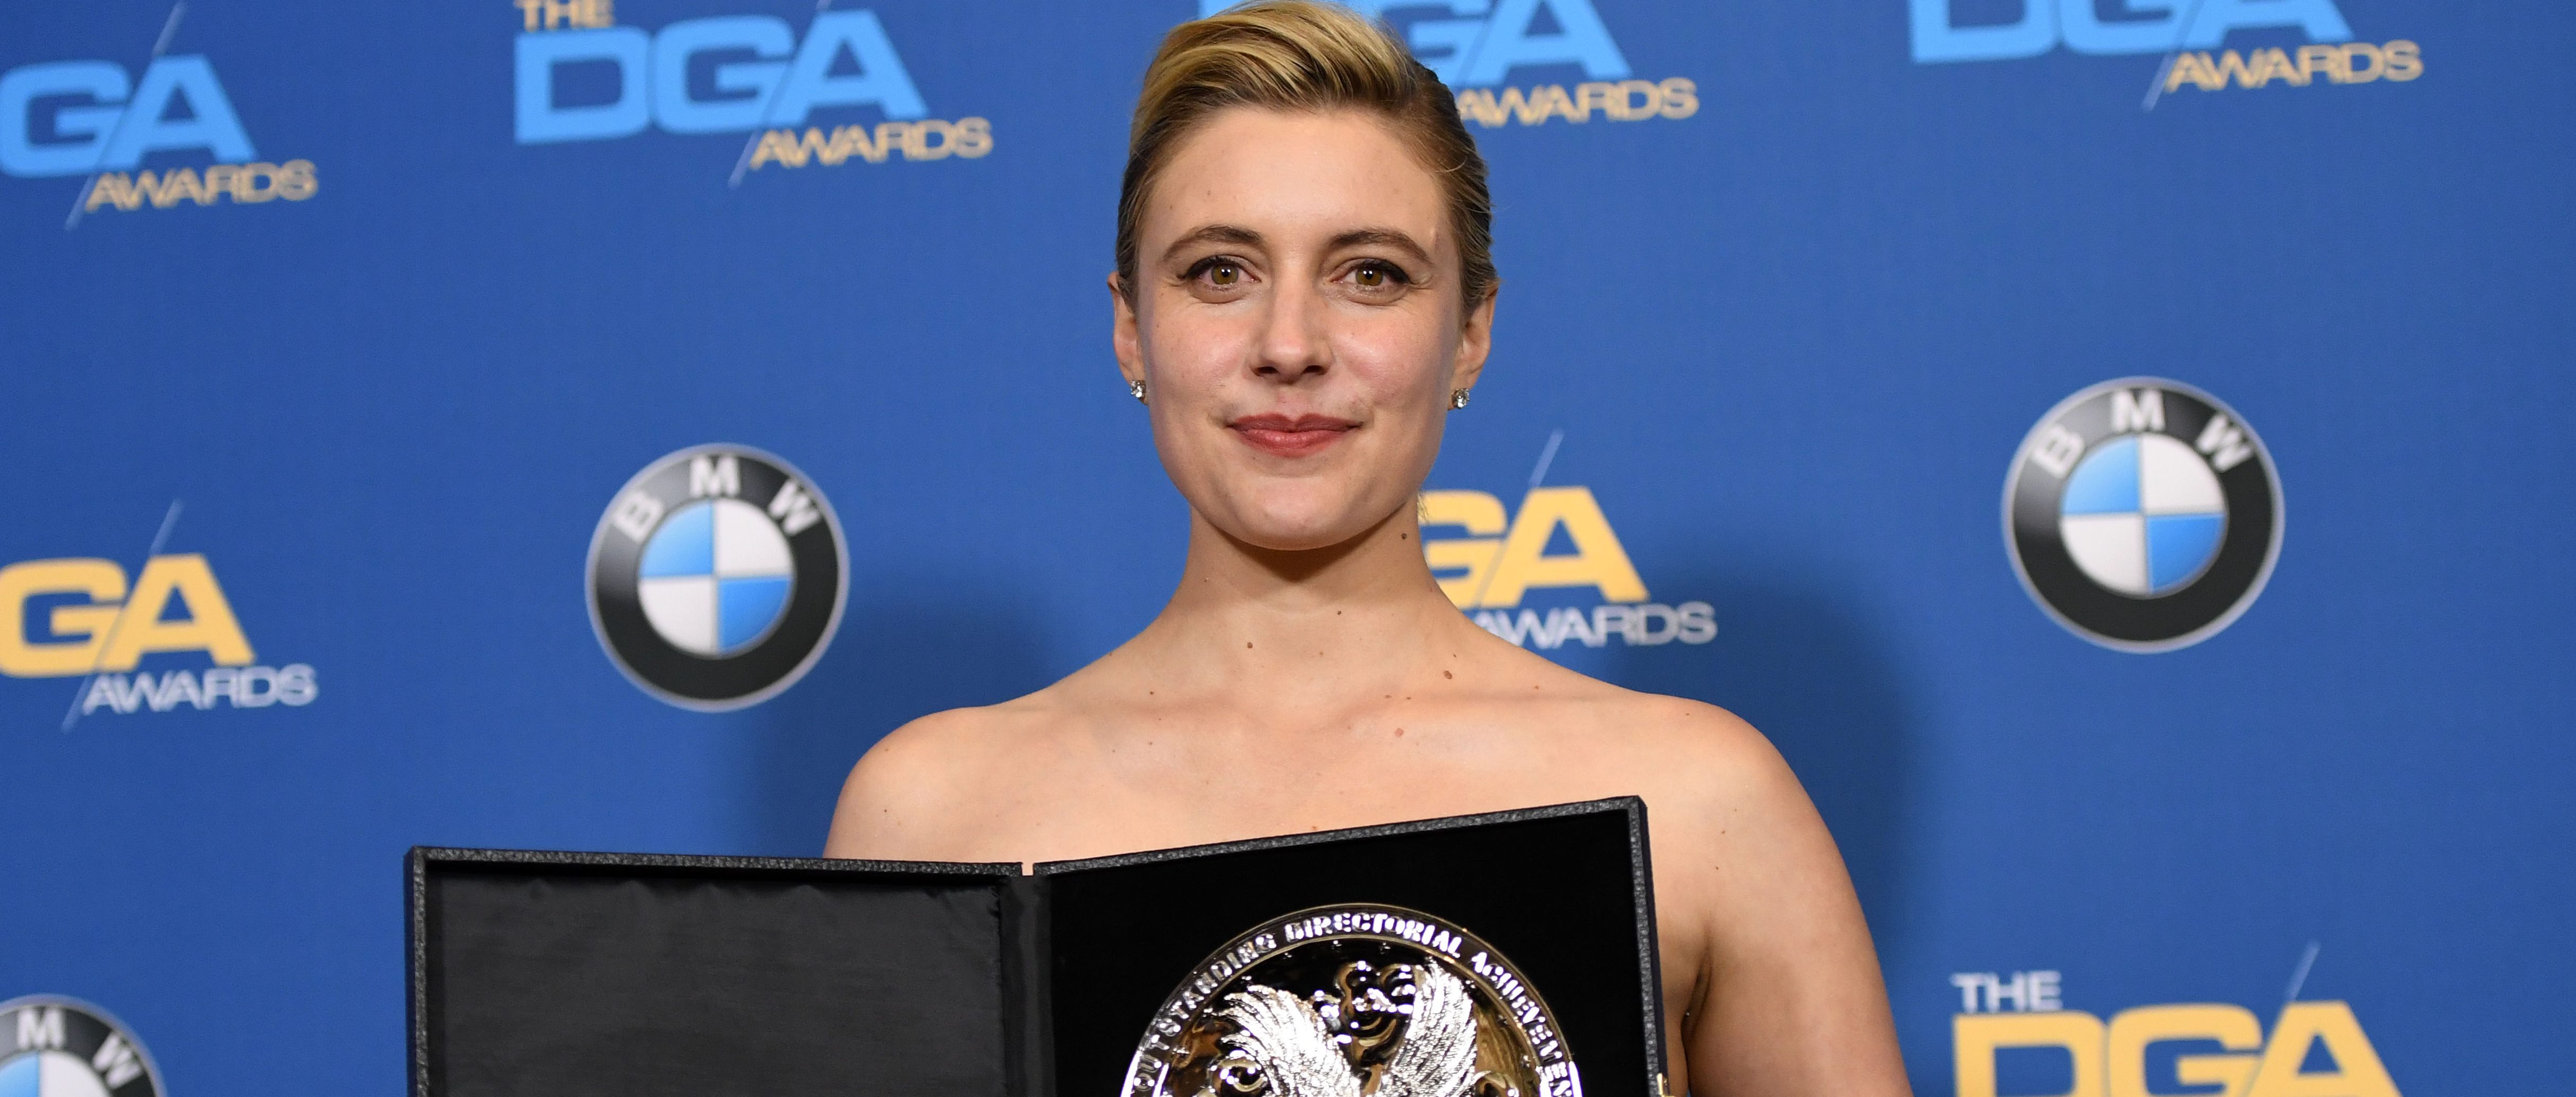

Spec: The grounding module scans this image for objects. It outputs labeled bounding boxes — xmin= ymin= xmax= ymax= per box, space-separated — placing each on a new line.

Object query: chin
xmin=1216 ymin=488 xmax=1385 ymax=553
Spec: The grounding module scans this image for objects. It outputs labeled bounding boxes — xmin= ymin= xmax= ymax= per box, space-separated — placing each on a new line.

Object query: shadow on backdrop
xmin=737 ymin=582 xmax=1055 ymax=856
xmin=1606 ymin=560 xmax=1919 ymax=958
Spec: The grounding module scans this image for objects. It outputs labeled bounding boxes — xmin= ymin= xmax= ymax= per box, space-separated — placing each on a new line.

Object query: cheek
xmin=1330 ymin=319 xmax=1454 ymax=405
xmin=1140 ymin=305 xmax=1248 ymax=391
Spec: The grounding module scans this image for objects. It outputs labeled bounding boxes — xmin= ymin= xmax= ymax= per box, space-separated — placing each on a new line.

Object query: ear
xmin=1448 ymin=285 xmax=1497 ymax=397
xmin=1110 ymin=273 xmax=1145 ymax=389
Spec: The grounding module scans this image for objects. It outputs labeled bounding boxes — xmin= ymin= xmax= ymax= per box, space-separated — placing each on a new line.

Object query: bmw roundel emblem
xmin=587 ymin=444 xmax=847 ymax=710
xmin=2004 ymin=379 xmax=2283 ymax=652
xmin=1 ymin=997 xmax=162 ymax=1097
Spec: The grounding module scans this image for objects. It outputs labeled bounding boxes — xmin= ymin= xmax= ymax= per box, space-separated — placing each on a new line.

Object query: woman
xmin=825 ymin=3 xmax=1910 ymax=1093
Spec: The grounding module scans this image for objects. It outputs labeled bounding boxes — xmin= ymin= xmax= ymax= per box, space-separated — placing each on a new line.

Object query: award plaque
xmin=408 ymin=798 xmax=1661 ymax=1097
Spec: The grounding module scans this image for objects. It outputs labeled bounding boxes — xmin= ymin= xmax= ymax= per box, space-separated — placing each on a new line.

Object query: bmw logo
xmin=587 ymin=444 xmax=847 ymax=710
xmin=0 ymin=997 xmax=161 ymax=1097
xmin=2004 ymin=379 xmax=2283 ymax=652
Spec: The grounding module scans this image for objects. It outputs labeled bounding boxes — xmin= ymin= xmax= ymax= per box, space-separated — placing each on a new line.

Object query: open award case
xmin=408 ymin=797 xmax=1666 ymax=1097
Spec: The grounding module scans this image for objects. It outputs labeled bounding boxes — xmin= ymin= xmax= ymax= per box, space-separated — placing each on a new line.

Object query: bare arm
xmin=1653 ymin=707 xmax=1912 ymax=1097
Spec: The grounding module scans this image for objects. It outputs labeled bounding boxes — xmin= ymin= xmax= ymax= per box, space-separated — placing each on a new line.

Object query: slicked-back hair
xmin=1116 ymin=1 xmax=1496 ymax=314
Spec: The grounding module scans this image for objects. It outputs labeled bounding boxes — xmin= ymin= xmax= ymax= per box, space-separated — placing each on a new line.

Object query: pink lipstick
xmin=1230 ymin=413 xmax=1358 ymax=458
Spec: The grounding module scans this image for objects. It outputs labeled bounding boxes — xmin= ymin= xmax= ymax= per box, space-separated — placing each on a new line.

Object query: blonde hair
xmin=1116 ymin=0 xmax=1497 ymax=312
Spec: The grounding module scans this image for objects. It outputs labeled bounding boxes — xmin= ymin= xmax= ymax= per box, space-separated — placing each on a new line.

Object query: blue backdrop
xmin=4 ymin=1 xmax=2567 ymax=1094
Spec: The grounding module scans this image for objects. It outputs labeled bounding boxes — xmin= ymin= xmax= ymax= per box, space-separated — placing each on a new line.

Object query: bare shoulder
xmin=1493 ymin=649 xmax=1795 ymax=812
xmin=822 ymin=695 xmax=1062 ymax=861
xmin=1450 ymin=638 xmax=1806 ymax=827
xmin=1592 ymin=689 xmax=1805 ymax=821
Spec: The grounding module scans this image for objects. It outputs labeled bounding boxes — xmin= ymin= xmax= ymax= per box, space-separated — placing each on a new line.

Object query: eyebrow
xmin=1162 ymin=224 xmax=1264 ymax=264
xmin=1327 ymin=227 xmax=1434 ymax=267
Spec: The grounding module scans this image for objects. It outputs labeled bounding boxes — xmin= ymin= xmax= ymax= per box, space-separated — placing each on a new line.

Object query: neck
xmin=1129 ymin=503 xmax=1475 ymax=713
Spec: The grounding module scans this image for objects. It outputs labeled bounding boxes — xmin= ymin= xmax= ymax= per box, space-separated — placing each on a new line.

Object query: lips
xmin=1229 ymin=413 xmax=1359 ymax=458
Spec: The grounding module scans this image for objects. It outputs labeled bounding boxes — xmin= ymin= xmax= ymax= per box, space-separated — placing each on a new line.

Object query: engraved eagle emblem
xmin=1211 ymin=962 xmax=1483 ymax=1097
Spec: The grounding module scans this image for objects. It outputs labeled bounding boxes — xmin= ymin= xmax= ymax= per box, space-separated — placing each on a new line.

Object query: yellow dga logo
xmin=1420 ymin=486 xmax=1712 ymax=649
xmin=1951 ymin=971 xmax=2401 ymax=1097
xmin=0 ymin=555 xmax=314 ymax=714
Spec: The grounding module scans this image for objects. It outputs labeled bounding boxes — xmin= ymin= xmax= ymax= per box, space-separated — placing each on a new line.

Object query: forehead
xmin=1145 ymin=107 xmax=1451 ymax=256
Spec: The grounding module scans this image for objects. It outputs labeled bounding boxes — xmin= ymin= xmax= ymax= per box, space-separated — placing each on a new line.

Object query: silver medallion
xmin=1121 ymin=905 xmax=1581 ymax=1097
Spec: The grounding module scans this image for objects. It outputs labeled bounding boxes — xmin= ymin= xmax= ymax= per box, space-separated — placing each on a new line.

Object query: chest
xmin=996 ymin=726 xmax=1604 ymax=860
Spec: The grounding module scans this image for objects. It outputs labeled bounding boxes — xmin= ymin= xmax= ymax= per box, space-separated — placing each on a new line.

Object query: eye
xmin=1346 ymin=260 xmax=1412 ymax=293
xmin=1187 ymin=257 xmax=1249 ymax=290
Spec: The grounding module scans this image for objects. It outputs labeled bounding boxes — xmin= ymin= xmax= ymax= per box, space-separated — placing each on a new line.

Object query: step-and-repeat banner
xmin=4 ymin=1 xmax=2565 ymax=1093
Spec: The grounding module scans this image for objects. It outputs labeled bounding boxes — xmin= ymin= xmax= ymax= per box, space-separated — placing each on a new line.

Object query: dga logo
xmin=2004 ymin=379 xmax=2281 ymax=652
xmin=1198 ymin=0 xmax=1696 ymax=128
xmin=587 ymin=445 xmax=846 ymax=710
xmin=513 ymin=2 xmax=993 ymax=176
xmin=1909 ymin=0 xmax=2422 ymax=101
xmin=1948 ymin=970 xmax=2401 ymax=1097
xmin=1 ymin=553 xmax=318 ymax=717
xmin=0 ymin=997 xmax=161 ymax=1097
xmin=2 ymin=34 xmax=319 ymax=216
xmin=1422 ymin=486 xmax=1713 ymax=649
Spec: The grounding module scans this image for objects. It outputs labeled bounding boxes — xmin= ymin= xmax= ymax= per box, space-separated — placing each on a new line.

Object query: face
xmin=1113 ymin=108 xmax=1495 ymax=553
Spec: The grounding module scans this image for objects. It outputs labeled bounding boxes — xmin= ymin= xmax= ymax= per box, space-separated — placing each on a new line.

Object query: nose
xmin=1252 ymin=275 xmax=1330 ymax=385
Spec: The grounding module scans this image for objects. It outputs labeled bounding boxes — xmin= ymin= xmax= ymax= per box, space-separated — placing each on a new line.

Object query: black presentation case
xmin=407 ymin=797 xmax=1666 ymax=1097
